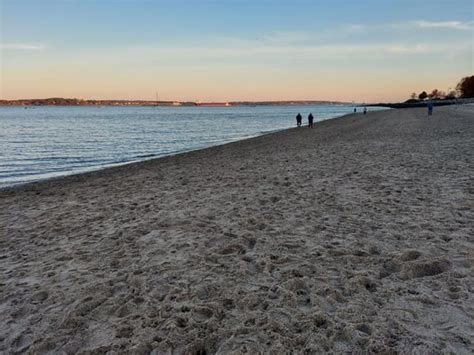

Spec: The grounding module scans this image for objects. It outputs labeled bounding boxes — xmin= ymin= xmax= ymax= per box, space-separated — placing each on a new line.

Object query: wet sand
xmin=1 ymin=105 xmax=473 ymax=353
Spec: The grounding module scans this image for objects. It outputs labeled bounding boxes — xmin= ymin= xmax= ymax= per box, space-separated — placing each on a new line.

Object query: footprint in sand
xmin=400 ymin=258 xmax=451 ymax=279
xmin=192 ymin=306 xmax=213 ymax=323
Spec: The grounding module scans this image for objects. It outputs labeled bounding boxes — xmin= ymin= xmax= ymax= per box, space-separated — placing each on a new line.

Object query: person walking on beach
xmin=427 ymin=101 xmax=434 ymax=116
xmin=308 ymin=113 xmax=314 ymax=128
xmin=363 ymin=107 xmax=367 ymax=115
xmin=296 ymin=113 xmax=302 ymax=127
xmin=354 ymin=108 xmax=357 ymax=113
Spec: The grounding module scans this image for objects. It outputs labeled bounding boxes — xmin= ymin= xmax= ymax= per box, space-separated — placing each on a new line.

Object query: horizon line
xmin=0 ymin=97 xmax=374 ymax=104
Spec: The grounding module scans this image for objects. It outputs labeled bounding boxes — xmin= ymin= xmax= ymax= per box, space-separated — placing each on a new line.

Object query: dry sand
xmin=1 ymin=105 xmax=473 ymax=354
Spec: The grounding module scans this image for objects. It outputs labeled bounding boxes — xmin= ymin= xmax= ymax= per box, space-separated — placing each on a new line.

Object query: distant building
xmin=195 ymin=102 xmax=231 ymax=107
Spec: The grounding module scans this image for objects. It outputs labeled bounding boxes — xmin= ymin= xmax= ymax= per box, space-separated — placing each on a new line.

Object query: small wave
xmin=135 ymin=153 xmax=157 ymax=158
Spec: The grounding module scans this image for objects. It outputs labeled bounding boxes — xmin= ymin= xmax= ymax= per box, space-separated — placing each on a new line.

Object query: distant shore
xmin=0 ymin=98 xmax=350 ymax=107
xmin=368 ymin=97 xmax=474 ymax=109
xmin=3 ymin=97 xmax=473 ymax=108
xmin=1 ymin=105 xmax=473 ymax=353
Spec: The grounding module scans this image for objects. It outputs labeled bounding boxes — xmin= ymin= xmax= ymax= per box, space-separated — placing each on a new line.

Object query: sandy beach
xmin=1 ymin=105 xmax=473 ymax=353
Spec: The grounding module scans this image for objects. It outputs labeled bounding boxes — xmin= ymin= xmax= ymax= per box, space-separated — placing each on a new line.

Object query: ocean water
xmin=0 ymin=105 xmax=386 ymax=188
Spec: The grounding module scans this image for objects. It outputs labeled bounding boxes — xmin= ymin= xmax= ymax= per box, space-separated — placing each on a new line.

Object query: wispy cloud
xmin=212 ymin=19 xmax=472 ymax=49
xmin=257 ymin=25 xmax=370 ymax=44
xmin=411 ymin=20 xmax=473 ymax=31
xmin=259 ymin=31 xmax=315 ymax=44
xmin=57 ymin=40 xmax=469 ymax=67
xmin=0 ymin=43 xmax=46 ymax=50
xmin=341 ymin=24 xmax=369 ymax=34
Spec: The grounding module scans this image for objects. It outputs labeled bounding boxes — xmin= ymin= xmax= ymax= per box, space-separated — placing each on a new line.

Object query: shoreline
xmin=0 ymin=112 xmax=356 ymax=194
xmin=1 ymin=105 xmax=473 ymax=353
xmin=0 ymin=126 xmax=292 ymax=194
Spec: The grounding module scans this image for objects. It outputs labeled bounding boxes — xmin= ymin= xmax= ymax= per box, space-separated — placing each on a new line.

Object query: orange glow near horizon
xmin=1 ymin=63 xmax=469 ymax=104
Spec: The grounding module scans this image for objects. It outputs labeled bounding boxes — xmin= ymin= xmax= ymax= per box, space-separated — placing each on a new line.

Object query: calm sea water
xmin=0 ymin=105 xmax=386 ymax=188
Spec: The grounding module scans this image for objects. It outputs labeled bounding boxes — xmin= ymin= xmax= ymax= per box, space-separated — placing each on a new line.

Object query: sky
xmin=0 ymin=0 xmax=473 ymax=102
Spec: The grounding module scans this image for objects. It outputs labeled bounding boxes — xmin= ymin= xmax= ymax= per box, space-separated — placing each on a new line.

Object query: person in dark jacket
xmin=308 ymin=113 xmax=314 ymax=128
xmin=296 ymin=113 xmax=302 ymax=127
xmin=427 ymin=101 xmax=434 ymax=116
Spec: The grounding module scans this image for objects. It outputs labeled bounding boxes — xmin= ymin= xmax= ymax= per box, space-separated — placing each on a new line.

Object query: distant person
xmin=363 ymin=107 xmax=367 ymax=115
xmin=427 ymin=101 xmax=433 ymax=116
xmin=354 ymin=108 xmax=357 ymax=113
xmin=308 ymin=113 xmax=314 ymax=128
xmin=296 ymin=113 xmax=302 ymax=127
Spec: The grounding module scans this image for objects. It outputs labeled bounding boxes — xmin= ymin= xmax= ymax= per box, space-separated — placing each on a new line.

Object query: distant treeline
xmin=0 ymin=98 xmax=196 ymax=107
xmin=229 ymin=100 xmax=348 ymax=106
xmin=368 ymin=75 xmax=474 ymax=109
xmin=406 ymin=75 xmax=474 ymax=103
xmin=368 ymin=98 xmax=474 ymax=109
xmin=0 ymin=98 xmax=349 ymax=107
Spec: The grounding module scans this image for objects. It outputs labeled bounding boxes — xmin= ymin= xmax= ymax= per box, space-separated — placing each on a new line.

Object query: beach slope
xmin=1 ymin=105 xmax=473 ymax=353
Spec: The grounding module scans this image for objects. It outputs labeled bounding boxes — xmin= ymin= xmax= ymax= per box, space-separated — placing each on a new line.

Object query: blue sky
xmin=1 ymin=0 xmax=473 ymax=101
